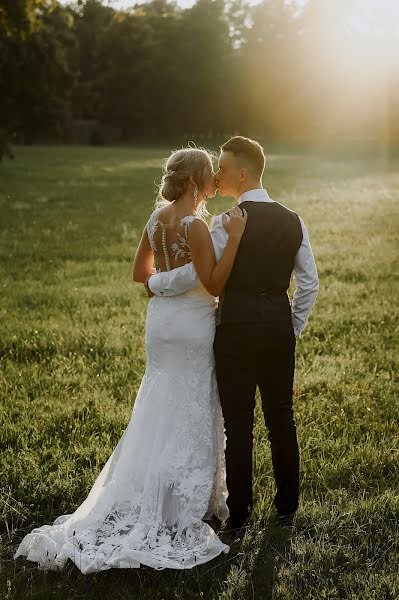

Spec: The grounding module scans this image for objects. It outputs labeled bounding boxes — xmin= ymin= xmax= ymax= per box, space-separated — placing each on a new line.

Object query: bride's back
xmin=147 ymin=206 xmax=201 ymax=273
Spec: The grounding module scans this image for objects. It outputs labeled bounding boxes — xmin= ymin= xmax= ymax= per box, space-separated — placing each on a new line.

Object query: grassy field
xmin=0 ymin=145 xmax=398 ymax=600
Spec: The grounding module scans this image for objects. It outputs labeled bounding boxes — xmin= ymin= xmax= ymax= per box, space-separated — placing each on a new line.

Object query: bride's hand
xmin=222 ymin=206 xmax=248 ymax=240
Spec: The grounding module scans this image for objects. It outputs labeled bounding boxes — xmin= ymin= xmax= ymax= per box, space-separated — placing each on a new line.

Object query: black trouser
xmin=214 ymin=321 xmax=299 ymax=521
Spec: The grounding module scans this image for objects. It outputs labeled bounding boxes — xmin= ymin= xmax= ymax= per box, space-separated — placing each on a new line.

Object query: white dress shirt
xmin=147 ymin=188 xmax=319 ymax=336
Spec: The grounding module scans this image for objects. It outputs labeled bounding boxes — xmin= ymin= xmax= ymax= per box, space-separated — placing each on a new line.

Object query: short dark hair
xmin=221 ymin=136 xmax=265 ymax=178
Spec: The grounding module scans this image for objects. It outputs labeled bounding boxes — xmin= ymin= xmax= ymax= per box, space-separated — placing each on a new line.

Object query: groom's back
xmin=217 ymin=200 xmax=302 ymax=325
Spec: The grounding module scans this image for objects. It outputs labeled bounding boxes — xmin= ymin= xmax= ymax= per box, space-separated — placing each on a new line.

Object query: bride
xmin=14 ymin=147 xmax=247 ymax=573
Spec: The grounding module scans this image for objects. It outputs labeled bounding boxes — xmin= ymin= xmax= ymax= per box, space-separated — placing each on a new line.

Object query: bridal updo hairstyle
xmin=160 ymin=148 xmax=213 ymax=203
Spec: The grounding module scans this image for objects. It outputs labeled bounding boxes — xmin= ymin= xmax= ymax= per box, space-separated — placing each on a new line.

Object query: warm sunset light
xmin=2 ymin=0 xmax=398 ymax=148
xmin=317 ymin=0 xmax=399 ymax=70
xmin=282 ymin=0 xmax=399 ymax=144
xmin=2 ymin=1 xmax=399 ymax=597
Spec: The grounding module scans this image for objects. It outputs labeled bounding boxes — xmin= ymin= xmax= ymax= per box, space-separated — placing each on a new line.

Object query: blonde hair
xmin=157 ymin=147 xmax=214 ymax=219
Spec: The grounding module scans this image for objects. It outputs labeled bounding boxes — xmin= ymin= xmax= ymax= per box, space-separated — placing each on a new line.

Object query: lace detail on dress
xmin=147 ymin=212 xmax=202 ymax=273
xmin=14 ymin=280 xmax=229 ymax=573
xmin=170 ymin=233 xmax=190 ymax=262
xmin=147 ymin=209 xmax=161 ymax=253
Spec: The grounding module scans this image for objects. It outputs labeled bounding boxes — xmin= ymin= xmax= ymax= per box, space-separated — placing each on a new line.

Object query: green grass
xmin=1 ymin=145 xmax=398 ymax=599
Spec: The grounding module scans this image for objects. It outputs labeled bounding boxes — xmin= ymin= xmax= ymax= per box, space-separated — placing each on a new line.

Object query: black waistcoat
xmin=216 ymin=200 xmax=303 ymax=326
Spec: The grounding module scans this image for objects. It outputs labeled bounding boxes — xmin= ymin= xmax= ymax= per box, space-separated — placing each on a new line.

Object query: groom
xmin=147 ymin=136 xmax=318 ymax=531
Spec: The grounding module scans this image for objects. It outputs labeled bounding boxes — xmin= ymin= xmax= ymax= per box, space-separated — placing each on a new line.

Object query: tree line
xmin=0 ymin=0 xmax=398 ymax=149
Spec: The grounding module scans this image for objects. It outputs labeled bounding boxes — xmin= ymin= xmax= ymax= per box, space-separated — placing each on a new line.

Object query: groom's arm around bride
xmin=146 ymin=140 xmax=318 ymax=340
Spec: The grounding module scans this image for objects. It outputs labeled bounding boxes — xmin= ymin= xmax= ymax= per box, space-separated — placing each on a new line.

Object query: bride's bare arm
xmin=188 ymin=207 xmax=247 ymax=296
xmin=132 ymin=227 xmax=154 ymax=283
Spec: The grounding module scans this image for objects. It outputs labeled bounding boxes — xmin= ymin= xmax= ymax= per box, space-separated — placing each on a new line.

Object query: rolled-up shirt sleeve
xmin=148 ymin=262 xmax=198 ymax=296
xmin=291 ymin=216 xmax=319 ymax=336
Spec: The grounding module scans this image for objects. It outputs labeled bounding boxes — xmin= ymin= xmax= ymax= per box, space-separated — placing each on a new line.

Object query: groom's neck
xmin=235 ymin=181 xmax=263 ymax=200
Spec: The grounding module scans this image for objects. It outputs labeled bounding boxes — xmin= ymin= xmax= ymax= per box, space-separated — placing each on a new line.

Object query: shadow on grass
xmin=211 ymin=522 xmax=295 ymax=600
xmin=8 ymin=521 xmax=295 ymax=600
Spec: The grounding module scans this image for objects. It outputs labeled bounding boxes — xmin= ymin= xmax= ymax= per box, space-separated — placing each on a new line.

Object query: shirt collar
xmin=238 ymin=188 xmax=273 ymax=204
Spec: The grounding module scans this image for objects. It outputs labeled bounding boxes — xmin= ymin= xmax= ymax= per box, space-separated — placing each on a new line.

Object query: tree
xmin=237 ymin=0 xmax=304 ymax=137
xmin=174 ymin=0 xmax=233 ymax=136
xmin=71 ymin=0 xmax=114 ymax=120
xmin=0 ymin=1 xmax=78 ymax=144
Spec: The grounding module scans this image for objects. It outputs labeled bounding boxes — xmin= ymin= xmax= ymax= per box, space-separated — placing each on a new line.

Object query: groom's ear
xmin=240 ymin=167 xmax=248 ymax=182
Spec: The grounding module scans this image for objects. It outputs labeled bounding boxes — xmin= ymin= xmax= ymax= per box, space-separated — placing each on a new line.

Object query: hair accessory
xmin=166 ymin=170 xmax=175 ymax=177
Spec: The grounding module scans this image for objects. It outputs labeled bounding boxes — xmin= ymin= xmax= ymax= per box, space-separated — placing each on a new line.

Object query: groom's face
xmin=215 ymin=151 xmax=242 ymax=200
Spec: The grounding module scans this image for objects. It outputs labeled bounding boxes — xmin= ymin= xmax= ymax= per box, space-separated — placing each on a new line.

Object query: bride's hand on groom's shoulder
xmin=222 ymin=206 xmax=248 ymax=240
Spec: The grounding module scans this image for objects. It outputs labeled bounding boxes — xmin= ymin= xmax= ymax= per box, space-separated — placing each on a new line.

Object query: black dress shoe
xmin=223 ymin=515 xmax=250 ymax=534
xmin=220 ymin=518 xmax=249 ymax=546
xmin=278 ymin=513 xmax=295 ymax=528
xmin=220 ymin=529 xmax=241 ymax=546
xmin=202 ymin=515 xmax=222 ymax=531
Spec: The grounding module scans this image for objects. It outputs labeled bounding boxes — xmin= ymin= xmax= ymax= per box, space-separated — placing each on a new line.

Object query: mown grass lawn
xmin=1 ymin=145 xmax=398 ymax=599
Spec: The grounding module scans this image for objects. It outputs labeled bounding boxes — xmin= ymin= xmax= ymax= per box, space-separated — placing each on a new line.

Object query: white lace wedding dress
xmin=14 ymin=210 xmax=229 ymax=573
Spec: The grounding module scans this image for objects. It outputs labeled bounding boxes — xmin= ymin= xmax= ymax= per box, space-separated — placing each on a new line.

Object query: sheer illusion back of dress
xmin=147 ymin=209 xmax=198 ymax=273
xmin=14 ymin=207 xmax=229 ymax=573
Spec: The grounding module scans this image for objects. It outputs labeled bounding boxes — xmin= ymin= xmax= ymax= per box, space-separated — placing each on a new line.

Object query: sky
xmin=58 ymin=0 xmax=262 ymax=9
xmin=57 ymin=0 xmax=399 ymax=40
xmin=58 ymin=0 xmax=399 ymax=29
xmin=110 ymin=0 xmax=193 ymax=6
xmin=60 ymin=0 xmax=200 ymax=7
